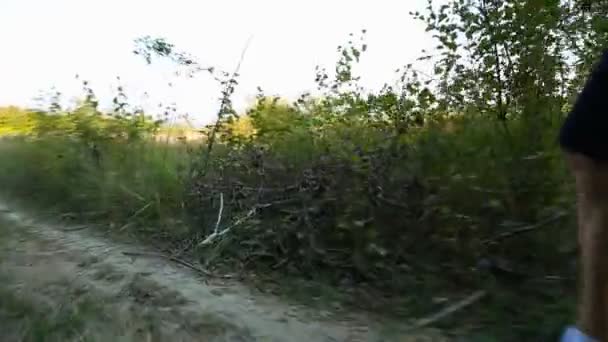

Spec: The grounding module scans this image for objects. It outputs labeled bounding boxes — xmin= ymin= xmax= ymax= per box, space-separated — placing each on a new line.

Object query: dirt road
xmin=0 ymin=201 xmax=446 ymax=342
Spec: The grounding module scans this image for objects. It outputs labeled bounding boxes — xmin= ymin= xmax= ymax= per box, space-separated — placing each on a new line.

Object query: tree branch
xmin=482 ymin=212 xmax=568 ymax=245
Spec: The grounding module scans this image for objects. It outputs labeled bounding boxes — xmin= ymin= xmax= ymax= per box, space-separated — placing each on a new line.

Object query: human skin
xmin=565 ymin=152 xmax=608 ymax=341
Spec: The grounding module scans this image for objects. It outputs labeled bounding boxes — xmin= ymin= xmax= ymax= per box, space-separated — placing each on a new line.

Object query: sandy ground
xmin=0 ymin=201 xmax=447 ymax=342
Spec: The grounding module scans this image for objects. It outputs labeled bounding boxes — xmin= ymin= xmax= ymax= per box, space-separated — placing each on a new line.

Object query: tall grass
xmin=0 ymin=134 xmax=193 ymax=238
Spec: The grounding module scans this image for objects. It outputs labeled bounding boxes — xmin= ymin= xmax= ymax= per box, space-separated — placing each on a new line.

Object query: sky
xmin=0 ymin=0 xmax=436 ymax=126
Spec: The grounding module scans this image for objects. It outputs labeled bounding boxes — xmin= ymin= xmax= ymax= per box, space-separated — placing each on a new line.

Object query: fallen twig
xmin=199 ymin=185 xmax=292 ymax=192
xmin=198 ymin=201 xmax=277 ymax=247
xmin=122 ymin=251 xmax=215 ymax=277
xmin=482 ymin=212 xmax=568 ymax=245
xmin=213 ymin=193 xmax=224 ymax=234
xmin=129 ymin=202 xmax=153 ymax=220
xmin=197 ymin=193 xmax=225 ymax=246
xmin=199 ymin=205 xmax=259 ymax=246
xmin=271 ymin=258 xmax=289 ymax=270
xmin=119 ymin=185 xmax=147 ymax=202
xmin=406 ymin=290 xmax=487 ymax=331
xmin=61 ymin=225 xmax=88 ymax=232
xmin=376 ymin=194 xmax=408 ymax=209
xmin=117 ymin=202 xmax=153 ymax=231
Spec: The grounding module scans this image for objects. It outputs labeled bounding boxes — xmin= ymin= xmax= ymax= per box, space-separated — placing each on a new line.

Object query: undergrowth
xmin=0 ymin=103 xmax=578 ymax=340
xmin=1 ymin=0 xmax=603 ymax=339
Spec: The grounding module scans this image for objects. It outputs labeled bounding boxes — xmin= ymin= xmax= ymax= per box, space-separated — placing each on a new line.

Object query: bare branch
xmin=213 ymin=193 xmax=224 ymax=235
xmin=406 ymin=290 xmax=487 ymax=331
xmin=482 ymin=212 xmax=568 ymax=245
xmin=122 ymin=251 xmax=215 ymax=278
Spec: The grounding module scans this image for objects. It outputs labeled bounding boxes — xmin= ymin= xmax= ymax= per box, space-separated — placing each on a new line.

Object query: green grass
xmin=0 ymin=136 xmax=194 ymax=240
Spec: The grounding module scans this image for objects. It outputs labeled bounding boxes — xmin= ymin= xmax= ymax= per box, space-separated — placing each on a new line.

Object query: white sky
xmin=0 ymin=0 xmax=435 ymax=125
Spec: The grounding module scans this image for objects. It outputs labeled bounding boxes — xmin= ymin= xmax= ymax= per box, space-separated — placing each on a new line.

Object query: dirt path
xmin=0 ymin=201 xmax=447 ymax=342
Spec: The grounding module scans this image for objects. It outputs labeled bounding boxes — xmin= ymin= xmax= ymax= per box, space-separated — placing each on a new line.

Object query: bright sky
xmin=0 ymin=0 xmax=435 ymax=125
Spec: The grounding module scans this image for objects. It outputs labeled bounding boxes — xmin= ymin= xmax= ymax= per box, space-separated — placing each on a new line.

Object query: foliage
xmin=2 ymin=0 xmax=604 ymax=339
xmin=0 ymin=106 xmax=38 ymax=136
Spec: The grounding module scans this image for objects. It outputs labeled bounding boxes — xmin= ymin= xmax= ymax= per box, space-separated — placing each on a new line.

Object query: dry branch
xmin=406 ymin=290 xmax=487 ymax=331
xmin=213 ymin=193 xmax=224 ymax=234
xmin=61 ymin=225 xmax=89 ymax=232
xmin=119 ymin=185 xmax=147 ymax=202
xmin=482 ymin=212 xmax=567 ymax=245
xmin=198 ymin=200 xmax=288 ymax=247
xmin=122 ymin=251 xmax=215 ymax=277
xmin=199 ymin=204 xmax=263 ymax=246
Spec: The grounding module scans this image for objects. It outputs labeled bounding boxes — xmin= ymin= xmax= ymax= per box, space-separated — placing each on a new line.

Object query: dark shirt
xmin=560 ymin=49 xmax=608 ymax=161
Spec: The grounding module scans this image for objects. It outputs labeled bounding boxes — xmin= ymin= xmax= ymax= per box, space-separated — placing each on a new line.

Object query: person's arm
xmin=562 ymin=155 xmax=608 ymax=342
